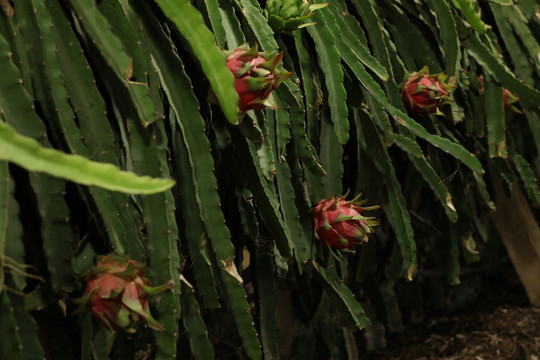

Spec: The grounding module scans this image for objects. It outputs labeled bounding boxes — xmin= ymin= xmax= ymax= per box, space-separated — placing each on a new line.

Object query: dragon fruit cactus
xmin=74 ymin=254 xmax=169 ymax=350
xmin=399 ymin=66 xmax=456 ymax=115
xmin=478 ymin=75 xmax=522 ymax=113
xmin=310 ymin=193 xmax=380 ymax=250
xmin=221 ymin=43 xmax=292 ymax=114
xmin=264 ymin=0 xmax=329 ymax=34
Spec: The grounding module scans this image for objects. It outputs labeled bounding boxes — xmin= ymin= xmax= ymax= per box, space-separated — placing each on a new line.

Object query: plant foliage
xmin=1 ymin=0 xmax=540 ymax=358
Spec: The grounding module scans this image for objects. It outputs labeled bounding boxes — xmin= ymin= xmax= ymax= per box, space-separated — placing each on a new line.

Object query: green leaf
xmin=127 ymin=118 xmax=181 ymax=359
xmin=313 ymin=262 xmax=371 ymax=329
xmin=319 ymin=110 xmax=344 ymax=196
xmin=391 ymin=132 xmax=458 ymax=222
xmin=230 ymin=127 xmax=293 ymax=258
xmin=200 ymin=0 xmax=227 ymax=47
xmin=45 ymin=0 xmax=145 ymax=257
xmin=131 ymin=0 xmax=236 ymax=262
xmin=447 ymin=225 xmax=462 ymax=285
xmin=490 ymin=4 xmax=535 ymax=85
xmin=489 ymin=0 xmax=513 ymax=5
xmin=450 ymin=0 xmax=489 ymax=34
xmin=505 ymin=5 xmax=540 ymax=76
xmin=256 ymin=244 xmax=279 ymax=360
xmin=219 ymin=260 xmax=262 ymax=360
xmin=484 ymin=79 xmax=507 ymax=158
xmin=388 ymin=107 xmax=484 ymax=174
xmin=65 ymin=0 xmax=157 ymax=125
xmin=0 ymin=292 xmax=23 ymax=360
xmin=180 ymin=280 xmax=215 ymax=359
xmin=514 ymin=154 xmax=540 ymax=205
xmin=291 ymin=35 xmax=326 ymax=176
xmin=0 ymin=161 xmax=8 ymax=292
xmin=349 ymin=0 xmax=403 ymax=107
xmin=323 ymin=4 xmax=388 ymax=81
xmin=172 ymin=129 xmax=220 ymax=309
xmin=0 ymin=121 xmax=174 ymax=195
xmin=307 ymin=20 xmax=349 ymax=144
xmin=236 ymin=0 xmax=279 ymax=50
xmin=522 ymin=107 xmax=540 ymax=159
xmin=219 ymin=0 xmax=245 ymax=49
xmin=253 ymin=112 xmax=277 ymax=180
xmin=426 ymin=0 xmax=461 ymax=76
xmin=359 ymin=115 xmax=417 ymax=280
xmin=472 ymin=171 xmax=496 ymax=210
xmin=155 ymin=0 xmax=240 ymax=124
xmin=464 ymin=34 xmax=540 ymax=106
xmin=269 ymin=114 xmax=312 ymax=270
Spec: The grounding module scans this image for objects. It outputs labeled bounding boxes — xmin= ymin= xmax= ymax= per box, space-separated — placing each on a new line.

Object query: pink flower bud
xmin=399 ymin=66 xmax=456 ymax=115
xmin=310 ymin=193 xmax=379 ymax=249
xmin=212 ymin=43 xmax=293 ymax=115
xmin=73 ymin=254 xmax=169 ymax=350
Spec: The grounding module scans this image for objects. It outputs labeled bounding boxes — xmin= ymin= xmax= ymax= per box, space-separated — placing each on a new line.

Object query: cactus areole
xmin=399 ymin=66 xmax=456 ymax=115
xmin=73 ymin=254 xmax=169 ymax=349
xmin=310 ymin=193 xmax=379 ymax=250
xmin=264 ymin=0 xmax=329 ymax=34
xmin=219 ymin=43 xmax=292 ymax=115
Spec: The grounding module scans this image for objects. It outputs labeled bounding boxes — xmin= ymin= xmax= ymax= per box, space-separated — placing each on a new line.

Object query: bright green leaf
xmin=0 ymin=121 xmax=174 ymax=195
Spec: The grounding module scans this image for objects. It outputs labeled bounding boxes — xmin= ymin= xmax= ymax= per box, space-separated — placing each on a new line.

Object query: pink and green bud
xmin=310 ymin=193 xmax=379 ymax=250
xmin=264 ymin=0 xmax=329 ymax=34
xmin=73 ymin=254 xmax=169 ymax=351
xmin=502 ymin=87 xmax=521 ymax=113
xmin=214 ymin=43 xmax=292 ymax=115
xmin=399 ymin=66 xmax=456 ymax=115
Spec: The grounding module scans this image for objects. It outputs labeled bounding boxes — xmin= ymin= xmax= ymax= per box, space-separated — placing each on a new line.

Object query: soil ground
xmin=360 ymin=268 xmax=540 ymax=360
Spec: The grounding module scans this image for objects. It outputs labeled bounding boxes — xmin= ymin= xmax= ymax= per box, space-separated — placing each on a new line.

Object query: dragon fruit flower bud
xmin=399 ymin=66 xmax=456 ymax=115
xmin=502 ymin=87 xmax=522 ymax=113
xmin=264 ymin=0 xmax=329 ymax=34
xmin=310 ymin=193 xmax=380 ymax=250
xmin=73 ymin=254 xmax=169 ymax=351
xmin=213 ymin=43 xmax=292 ymax=116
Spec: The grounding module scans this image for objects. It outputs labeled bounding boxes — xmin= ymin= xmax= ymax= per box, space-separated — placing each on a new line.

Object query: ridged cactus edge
xmin=1 ymin=0 xmax=539 ymax=358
